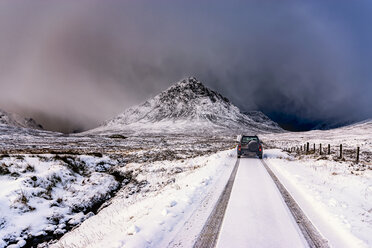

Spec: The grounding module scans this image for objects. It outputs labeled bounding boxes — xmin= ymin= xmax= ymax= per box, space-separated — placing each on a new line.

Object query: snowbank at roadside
xmin=263 ymin=149 xmax=290 ymax=159
xmin=264 ymin=149 xmax=372 ymax=248
xmin=52 ymin=149 xmax=236 ymax=248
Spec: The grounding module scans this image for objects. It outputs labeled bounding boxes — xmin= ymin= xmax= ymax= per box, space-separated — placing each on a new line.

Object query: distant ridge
xmin=0 ymin=109 xmax=43 ymax=130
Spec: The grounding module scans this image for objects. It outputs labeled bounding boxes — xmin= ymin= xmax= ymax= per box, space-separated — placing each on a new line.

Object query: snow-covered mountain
xmin=91 ymin=77 xmax=282 ymax=134
xmin=0 ymin=109 xmax=43 ymax=130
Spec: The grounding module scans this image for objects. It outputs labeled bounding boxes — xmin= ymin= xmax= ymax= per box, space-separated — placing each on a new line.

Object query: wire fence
xmin=284 ymin=142 xmax=361 ymax=163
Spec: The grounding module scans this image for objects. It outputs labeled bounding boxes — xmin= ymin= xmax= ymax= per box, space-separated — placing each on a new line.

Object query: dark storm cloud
xmin=0 ymin=0 xmax=371 ymax=132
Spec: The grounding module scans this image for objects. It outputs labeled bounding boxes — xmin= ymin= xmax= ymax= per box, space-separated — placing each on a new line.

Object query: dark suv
xmin=237 ymin=135 xmax=263 ymax=159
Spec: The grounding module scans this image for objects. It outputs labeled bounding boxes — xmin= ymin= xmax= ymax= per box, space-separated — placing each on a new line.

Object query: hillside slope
xmin=0 ymin=109 xmax=43 ymax=130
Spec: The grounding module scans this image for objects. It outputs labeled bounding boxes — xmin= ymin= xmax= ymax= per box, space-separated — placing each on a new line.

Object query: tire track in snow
xmin=261 ymin=159 xmax=330 ymax=248
xmin=193 ymin=158 xmax=240 ymax=248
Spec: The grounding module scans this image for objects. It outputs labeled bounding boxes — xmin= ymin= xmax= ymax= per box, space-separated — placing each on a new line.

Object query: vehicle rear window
xmin=241 ymin=136 xmax=258 ymax=143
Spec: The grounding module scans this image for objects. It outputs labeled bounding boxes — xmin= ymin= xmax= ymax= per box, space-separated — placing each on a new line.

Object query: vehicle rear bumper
xmin=238 ymin=149 xmax=262 ymax=157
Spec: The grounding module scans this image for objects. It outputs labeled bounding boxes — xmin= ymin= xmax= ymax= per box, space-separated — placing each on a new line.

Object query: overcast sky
xmin=0 ymin=0 xmax=371 ymax=132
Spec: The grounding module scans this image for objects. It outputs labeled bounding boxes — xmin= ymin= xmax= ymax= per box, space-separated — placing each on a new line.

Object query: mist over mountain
xmin=0 ymin=109 xmax=43 ymax=130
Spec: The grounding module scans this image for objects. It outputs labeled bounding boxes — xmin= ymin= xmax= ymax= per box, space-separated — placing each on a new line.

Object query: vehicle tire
xmin=237 ymin=155 xmax=241 ymax=158
xmin=258 ymin=154 xmax=262 ymax=159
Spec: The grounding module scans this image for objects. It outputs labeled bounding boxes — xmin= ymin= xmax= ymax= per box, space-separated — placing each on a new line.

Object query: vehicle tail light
xmin=259 ymin=145 xmax=262 ymax=152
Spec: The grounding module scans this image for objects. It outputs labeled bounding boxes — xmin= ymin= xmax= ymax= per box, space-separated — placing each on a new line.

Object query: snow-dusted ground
xmin=217 ymin=158 xmax=307 ymax=248
xmin=0 ymin=154 xmax=119 ymax=248
xmin=51 ymin=149 xmax=236 ymax=248
xmin=265 ymin=149 xmax=372 ymax=248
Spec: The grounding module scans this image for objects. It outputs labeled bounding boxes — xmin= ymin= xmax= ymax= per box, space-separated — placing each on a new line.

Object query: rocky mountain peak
xmin=158 ymin=77 xmax=230 ymax=104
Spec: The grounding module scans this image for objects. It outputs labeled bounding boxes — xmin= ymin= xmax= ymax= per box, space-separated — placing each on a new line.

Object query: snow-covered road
xmin=216 ymin=158 xmax=308 ymax=248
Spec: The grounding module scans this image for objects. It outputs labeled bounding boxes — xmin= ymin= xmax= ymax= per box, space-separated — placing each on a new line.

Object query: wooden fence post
xmin=320 ymin=144 xmax=322 ymax=155
xmin=313 ymin=143 xmax=315 ymax=153
xmin=356 ymin=147 xmax=360 ymax=163
xmin=306 ymin=142 xmax=309 ymax=153
xmin=328 ymin=144 xmax=330 ymax=155
xmin=339 ymin=144 xmax=343 ymax=158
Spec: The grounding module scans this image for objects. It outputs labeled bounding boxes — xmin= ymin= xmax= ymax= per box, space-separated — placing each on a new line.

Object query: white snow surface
xmin=89 ymin=77 xmax=282 ymax=135
xmin=216 ymin=158 xmax=307 ymax=248
xmin=0 ymin=154 xmax=118 ymax=248
xmin=52 ymin=149 xmax=236 ymax=248
xmin=265 ymin=149 xmax=372 ymax=248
